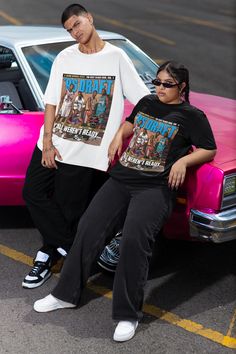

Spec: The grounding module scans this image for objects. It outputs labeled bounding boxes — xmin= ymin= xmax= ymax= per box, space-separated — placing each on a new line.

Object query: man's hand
xmin=42 ymin=138 xmax=62 ymax=169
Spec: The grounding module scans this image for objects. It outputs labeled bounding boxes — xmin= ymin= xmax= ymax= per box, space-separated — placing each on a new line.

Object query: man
xmin=58 ymin=83 xmax=75 ymax=119
xmin=69 ymin=91 xmax=85 ymax=125
xmin=84 ymin=90 xmax=98 ymax=125
xmin=22 ymin=3 xmax=150 ymax=289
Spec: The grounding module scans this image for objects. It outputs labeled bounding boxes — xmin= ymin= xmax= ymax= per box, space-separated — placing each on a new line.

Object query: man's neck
xmin=79 ymin=33 xmax=105 ymax=54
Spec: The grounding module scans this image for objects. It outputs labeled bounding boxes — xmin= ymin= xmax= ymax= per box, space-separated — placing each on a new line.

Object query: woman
xmin=33 ymin=61 xmax=217 ymax=342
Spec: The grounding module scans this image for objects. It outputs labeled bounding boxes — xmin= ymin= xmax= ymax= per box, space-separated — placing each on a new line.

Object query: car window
xmin=22 ymin=41 xmax=73 ymax=94
xmin=0 ymin=46 xmax=18 ymax=69
xmin=108 ymin=39 xmax=157 ymax=93
xmin=22 ymin=39 xmax=157 ymax=94
xmin=0 ymin=46 xmax=24 ymax=112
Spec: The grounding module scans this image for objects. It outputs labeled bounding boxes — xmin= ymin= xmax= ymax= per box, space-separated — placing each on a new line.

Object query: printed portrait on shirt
xmin=53 ymin=74 xmax=115 ymax=146
xmin=120 ymin=112 xmax=179 ymax=172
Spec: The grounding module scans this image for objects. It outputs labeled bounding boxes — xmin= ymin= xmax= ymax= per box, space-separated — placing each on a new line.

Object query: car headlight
xmin=222 ymin=174 xmax=236 ymax=209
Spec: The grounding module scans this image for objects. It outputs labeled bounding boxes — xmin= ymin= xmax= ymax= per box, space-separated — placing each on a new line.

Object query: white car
xmin=0 ymin=26 xmax=235 ymax=250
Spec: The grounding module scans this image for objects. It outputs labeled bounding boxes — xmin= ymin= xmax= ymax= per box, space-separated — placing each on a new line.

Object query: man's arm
xmin=41 ymin=104 xmax=62 ymax=169
xmin=119 ymin=51 xmax=150 ymax=104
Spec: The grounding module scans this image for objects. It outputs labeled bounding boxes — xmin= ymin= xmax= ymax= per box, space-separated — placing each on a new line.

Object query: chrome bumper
xmin=189 ymin=208 xmax=236 ymax=243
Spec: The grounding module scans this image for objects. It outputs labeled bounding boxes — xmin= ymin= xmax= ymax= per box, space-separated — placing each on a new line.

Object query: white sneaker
xmin=33 ymin=294 xmax=76 ymax=313
xmin=57 ymin=247 xmax=67 ymax=257
xmin=113 ymin=321 xmax=138 ymax=342
xmin=22 ymin=251 xmax=52 ymax=289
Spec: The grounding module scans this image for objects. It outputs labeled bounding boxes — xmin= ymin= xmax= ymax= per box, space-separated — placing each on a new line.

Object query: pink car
xmin=0 ymin=26 xmax=235 ymax=244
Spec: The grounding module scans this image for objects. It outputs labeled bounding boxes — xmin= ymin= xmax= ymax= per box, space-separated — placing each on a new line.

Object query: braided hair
xmin=156 ymin=61 xmax=190 ymax=103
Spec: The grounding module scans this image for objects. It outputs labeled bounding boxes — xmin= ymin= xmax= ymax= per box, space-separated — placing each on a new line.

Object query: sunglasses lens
xmin=152 ymin=79 xmax=161 ymax=86
xmin=164 ymin=83 xmax=172 ymax=88
xmin=152 ymin=79 xmax=177 ymax=88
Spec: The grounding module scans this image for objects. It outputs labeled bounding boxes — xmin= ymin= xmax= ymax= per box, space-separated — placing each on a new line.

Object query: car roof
xmin=0 ymin=25 xmax=126 ymax=47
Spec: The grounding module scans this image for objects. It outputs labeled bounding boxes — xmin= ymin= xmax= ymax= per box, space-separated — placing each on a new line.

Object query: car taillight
xmin=221 ymin=174 xmax=236 ymax=209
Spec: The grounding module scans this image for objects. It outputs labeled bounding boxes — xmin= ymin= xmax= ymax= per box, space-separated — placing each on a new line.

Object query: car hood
xmin=190 ymin=92 xmax=236 ymax=170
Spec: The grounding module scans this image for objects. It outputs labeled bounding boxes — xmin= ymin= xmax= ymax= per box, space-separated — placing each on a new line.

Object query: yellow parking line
xmin=150 ymin=9 xmax=235 ymax=33
xmin=0 ymin=10 xmax=22 ymax=25
xmin=143 ymin=304 xmax=236 ymax=349
xmin=154 ymin=58 xmax=166 ymax=65
xmin=0 ymin=243 xmax=32 ymax=265
xmin=218 ymin=9 xmax=235 ymax=17
xmin=87 ymin=283 xmax=113 ymax=299
xmin=94 ymin=14 xmax=175 ymax=46
xmin=226 ymin=308 xmax=236 ymax=337
xmin=0 ymin=243 xmax=236 ymax=349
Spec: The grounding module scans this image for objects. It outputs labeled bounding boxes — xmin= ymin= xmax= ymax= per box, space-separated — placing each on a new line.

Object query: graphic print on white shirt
xmin=53 ymin=74 xmax=115 ymax=146
xmin=120 ymin=112 xmax=179 ymax=172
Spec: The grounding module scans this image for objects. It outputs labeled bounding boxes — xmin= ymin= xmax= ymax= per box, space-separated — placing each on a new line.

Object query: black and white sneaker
xmin=97 ymin=232 xmax=122 ymax=272
xmin=22 ymin=251 xmax=52 ymax=289
xmin=56 ymin=247 xmax=67 ymax=257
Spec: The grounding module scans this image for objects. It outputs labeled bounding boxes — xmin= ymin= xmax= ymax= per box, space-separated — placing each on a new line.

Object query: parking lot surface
xmin=0 ymin=207 xmax=235 ymax=353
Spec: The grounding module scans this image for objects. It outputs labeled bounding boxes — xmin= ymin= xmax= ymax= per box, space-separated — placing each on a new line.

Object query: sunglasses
xmin=151 ymin=79 xmax=179 ymax=88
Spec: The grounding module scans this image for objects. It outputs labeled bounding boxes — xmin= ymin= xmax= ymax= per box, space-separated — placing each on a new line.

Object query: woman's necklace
xmin=79 ymin=41 xmax=105 ymax=54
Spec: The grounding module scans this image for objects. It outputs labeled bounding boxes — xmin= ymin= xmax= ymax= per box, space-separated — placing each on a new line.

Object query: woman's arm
xmin=108 ymin=121 xmax=134 ymax=162
xmin=168 ymin=148 xmax=217 ymax=190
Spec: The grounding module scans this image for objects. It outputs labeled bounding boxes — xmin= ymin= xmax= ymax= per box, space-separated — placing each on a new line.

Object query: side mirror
xmin=0 ymin=95 xmax=22 ymax=114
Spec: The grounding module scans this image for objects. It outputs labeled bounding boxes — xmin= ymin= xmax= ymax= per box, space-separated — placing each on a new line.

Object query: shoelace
xmin=29 ymin=262 xmax=45 ymax=276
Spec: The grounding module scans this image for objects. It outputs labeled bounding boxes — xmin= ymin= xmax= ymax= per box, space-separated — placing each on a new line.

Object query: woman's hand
xmin=168 ymin=148 xmax=217 ymax=189
xmin=108 ymin=121 xmax=134 ymax=163
xmin=108 ymin=133 xmax=123 ymax=163
xmin=168 ymin=158 xmax=187 ymax=190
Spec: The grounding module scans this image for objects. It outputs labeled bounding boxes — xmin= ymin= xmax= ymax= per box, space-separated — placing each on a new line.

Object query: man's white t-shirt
xmin=37 ymin=42 xmax=150 ymax=171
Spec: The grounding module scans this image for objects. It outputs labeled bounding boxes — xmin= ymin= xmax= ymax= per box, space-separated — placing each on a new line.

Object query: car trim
xmin=189 ymin=208 xmax=236 ymax=243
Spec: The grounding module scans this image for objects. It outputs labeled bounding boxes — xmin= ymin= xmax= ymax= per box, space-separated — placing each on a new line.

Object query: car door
xmin=0 ymin=46 xmax=44 ymax=205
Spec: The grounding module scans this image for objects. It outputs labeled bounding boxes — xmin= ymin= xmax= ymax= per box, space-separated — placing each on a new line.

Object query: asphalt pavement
xmin=0 ymin=207 xmax=235 ymax=353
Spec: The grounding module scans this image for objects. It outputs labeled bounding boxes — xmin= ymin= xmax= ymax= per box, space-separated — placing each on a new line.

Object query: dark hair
xmin=156 ymin=61 xmax=190 ymax=103
xmin=61 ymin=4 xmax=88 ymax=25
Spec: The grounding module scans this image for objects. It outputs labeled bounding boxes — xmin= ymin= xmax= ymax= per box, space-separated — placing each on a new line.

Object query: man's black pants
xmin=23 ymin=145 xmax=107 ymax=257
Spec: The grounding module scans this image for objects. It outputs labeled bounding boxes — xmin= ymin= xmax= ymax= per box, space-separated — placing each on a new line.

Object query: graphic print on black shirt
xmin=53 ymin=74 xmax=115 ymax=146
xmin=120 ymin=111 xmax=179 ymax=172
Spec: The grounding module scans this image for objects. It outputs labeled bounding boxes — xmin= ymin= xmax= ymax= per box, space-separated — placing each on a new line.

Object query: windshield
xmin=22 ymin=39 xmax=157 ymax=93
xmin=108 ymin=39 xmax=157 ymax=93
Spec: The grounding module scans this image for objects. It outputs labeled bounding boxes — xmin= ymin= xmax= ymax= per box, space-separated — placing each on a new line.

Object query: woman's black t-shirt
xmin=109 ymin=94 xmax=217 ymax=187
